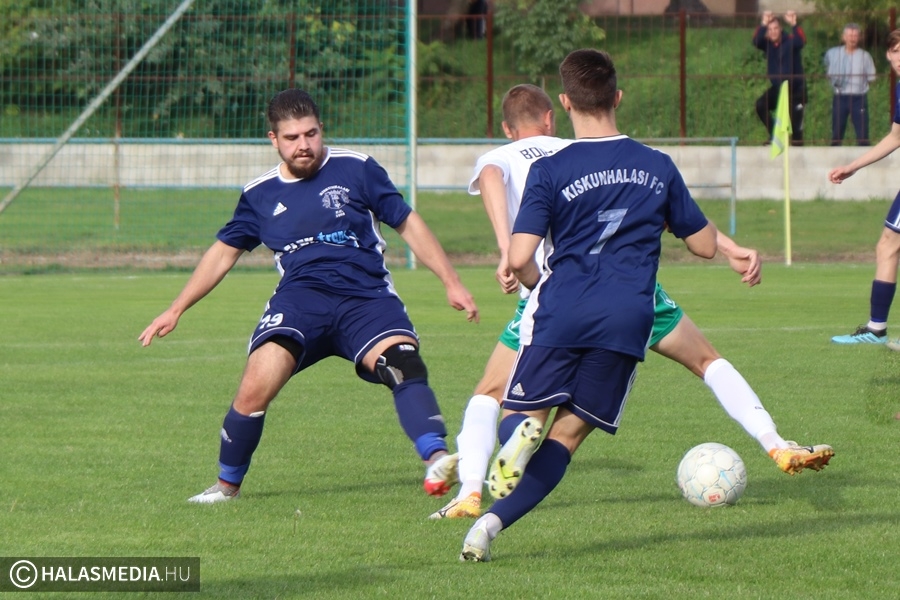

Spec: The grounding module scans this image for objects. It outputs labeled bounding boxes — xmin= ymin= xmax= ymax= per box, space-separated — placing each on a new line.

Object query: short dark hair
xmin=888 ymin=28 xmax=900 ymax=50
xmin=267 ymin=89 xmax=320 ymax=132
xmin=501 ymin=84 xmax=553 ymax=130
xmin=559 ymin=49 xmax=617 ymax=115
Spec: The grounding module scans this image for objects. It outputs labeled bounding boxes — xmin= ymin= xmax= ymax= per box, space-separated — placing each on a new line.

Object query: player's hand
xmin=496 ymin=256 xmax=519 ymax=294
xmin=761 ymin=10 xmax=773 ymax=25
xmin=138 ymin=311 xmax=179 ymax=347
xmin=784 ymin=10 xmax=797 ymax=26
xmin=446 ymin=282 xmax=480 ymax=323
xmin=726 ymin=245 xmax=761 ymax=287
xmin=828 ymin=166 xmax=855 ymax=184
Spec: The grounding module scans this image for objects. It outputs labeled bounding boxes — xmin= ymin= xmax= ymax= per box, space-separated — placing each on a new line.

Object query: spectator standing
xmin=824 ymin=23 xmax=877 ymax=146
xmin=753 ymin=10 xmax=807 ymax=146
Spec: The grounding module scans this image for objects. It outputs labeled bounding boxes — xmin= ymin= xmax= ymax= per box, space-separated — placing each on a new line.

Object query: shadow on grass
xmin=202 ymin=569 xmax=398 ymax=597
xmin=563 ymin=508 xmax=900 ymax=560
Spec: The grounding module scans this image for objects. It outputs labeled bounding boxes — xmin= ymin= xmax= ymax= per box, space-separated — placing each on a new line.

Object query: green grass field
xmin=2 ymin=259 xmax=900 ymax=598
xmin=0 ymin=189 xmax=894 ymax=274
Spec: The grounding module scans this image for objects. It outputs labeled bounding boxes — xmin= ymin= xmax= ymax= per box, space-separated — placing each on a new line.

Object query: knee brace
xmin=375 ymin=342 xmax=428 ymax=389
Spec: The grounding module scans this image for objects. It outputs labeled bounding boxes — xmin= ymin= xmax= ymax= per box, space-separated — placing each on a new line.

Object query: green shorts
xmin=498 ymin=284 xmax=683 ymax=351
xmin=650 ymin=282 xmax=683 ymax=346
xmin=498 ymin=298 xmax=528 ymax=351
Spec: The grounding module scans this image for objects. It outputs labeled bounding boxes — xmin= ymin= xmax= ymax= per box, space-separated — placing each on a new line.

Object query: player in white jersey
xmin=423 ymin=87 xmax=569 ymax=509
xmin=426 ymin=84 xmax=833 ymax=521
xmin=139 ymin=89 xmax=478 ymax=504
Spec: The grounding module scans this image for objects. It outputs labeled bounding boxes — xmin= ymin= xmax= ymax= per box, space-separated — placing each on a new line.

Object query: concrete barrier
xmin=1 ymin=141 xmax=896 ymax=201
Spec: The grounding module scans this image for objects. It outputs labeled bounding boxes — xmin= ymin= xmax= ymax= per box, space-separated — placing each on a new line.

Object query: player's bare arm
xmin=682 ymin=222 xmax=718 ymax=259
xmin=508 ymin=232 xmax=542 ymax=290
xmin=395 ymin=211 xmax=480 ymax=323
xmin=478 ymin=165 xmax=519 ymax=294
xmin=829 ymin=122 xmax=900 ymax=184
xmin=138 ymin=240 xmax=244 ymax=346
xmin=716 ymin=230 xmax=761 ymax=287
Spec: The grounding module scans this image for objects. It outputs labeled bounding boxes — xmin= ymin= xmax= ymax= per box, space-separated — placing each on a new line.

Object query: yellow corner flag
xmin=770 ymin=81 xmax=792 ymax=159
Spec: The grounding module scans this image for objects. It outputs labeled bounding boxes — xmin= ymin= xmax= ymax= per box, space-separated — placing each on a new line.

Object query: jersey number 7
xmin=590 ymin=209 xmax=628 ymax=255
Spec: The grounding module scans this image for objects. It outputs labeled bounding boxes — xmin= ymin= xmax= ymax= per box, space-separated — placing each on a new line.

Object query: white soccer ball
xmin=676 ymin=442 xmax=747 ymax=507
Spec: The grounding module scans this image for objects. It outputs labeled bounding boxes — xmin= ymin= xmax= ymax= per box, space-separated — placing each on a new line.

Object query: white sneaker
xmin=488 ymin=417 xmax=542 ymax=499
xmin=459 ymin=519 xmax=492 ymax=562
xmin=188 ymin=481 xmax=241 ymax=504
xmin=423 ymin=453 xmax=459 ymax=497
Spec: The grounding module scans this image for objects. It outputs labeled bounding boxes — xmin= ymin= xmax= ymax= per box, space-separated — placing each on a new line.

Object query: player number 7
xmin=590 ymin=209 xmax=627 ymax=255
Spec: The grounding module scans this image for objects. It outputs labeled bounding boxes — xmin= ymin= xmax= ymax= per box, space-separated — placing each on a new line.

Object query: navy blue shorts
xmin=503 ymin=345 xmax=638 ymax=435
xmin=885 ymin=189 xmax=900 ymax=233
xmin=248 ymin=287 xmax=417 ymax=384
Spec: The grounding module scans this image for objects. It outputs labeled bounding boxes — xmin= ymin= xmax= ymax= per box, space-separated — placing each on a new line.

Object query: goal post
xmin=0 ymin=0 xmax=196 ymax=215
xmin=643 ymin=137 xmax=738 ymax=235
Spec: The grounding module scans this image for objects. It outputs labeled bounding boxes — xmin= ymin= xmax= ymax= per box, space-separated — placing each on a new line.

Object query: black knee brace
xmin=375 ymin=342 xmax=428 ymax=389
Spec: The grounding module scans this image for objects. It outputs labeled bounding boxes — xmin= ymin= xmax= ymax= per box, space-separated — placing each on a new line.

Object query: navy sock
xmin=392 ymin=379 xmax=447 ymax=459
xmin=490 ymin=438 xmax=571 ymax=529
xmin=498 ymin=413 xmax=530 ymax=445
xmin=217 ymin=407 xmax=266 ymax=486
xmin=870 ymin=280 xmax=896 ymax=324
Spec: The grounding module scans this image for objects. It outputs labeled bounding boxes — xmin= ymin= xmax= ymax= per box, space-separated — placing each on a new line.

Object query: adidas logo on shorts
xmin=510 ymin=383 xmax=525 ymax=397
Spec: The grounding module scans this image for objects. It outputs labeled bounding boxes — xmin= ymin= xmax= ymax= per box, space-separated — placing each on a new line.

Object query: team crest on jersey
xmin=320 ymin=185 xmax=351 ymax=217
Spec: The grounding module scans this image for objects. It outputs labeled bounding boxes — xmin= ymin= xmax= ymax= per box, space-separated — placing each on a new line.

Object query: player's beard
xmin=285 ymin=150 xmax=325 ymax=179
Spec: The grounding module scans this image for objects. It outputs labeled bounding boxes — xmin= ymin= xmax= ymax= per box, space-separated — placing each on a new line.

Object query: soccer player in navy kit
xmin=829 ymin=29 xmax=900 ymax=346
xmin=459 ymin=49 xmax=718 ymax=562
xmin=139 ymin=89 xmax=478 ymax=503
xmin=428 ymin=84 xmax=832 ymax=521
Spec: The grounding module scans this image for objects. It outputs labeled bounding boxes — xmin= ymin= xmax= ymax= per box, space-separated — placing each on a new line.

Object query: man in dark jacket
xmin=753 ymin=10 xmax=806 ymax=145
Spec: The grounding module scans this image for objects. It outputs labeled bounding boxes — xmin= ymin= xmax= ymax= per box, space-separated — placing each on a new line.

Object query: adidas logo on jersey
xmin=273 ymin=202 xmax=287 ymax=216
xmin=510 ymin=383 xmax=525 ymax=397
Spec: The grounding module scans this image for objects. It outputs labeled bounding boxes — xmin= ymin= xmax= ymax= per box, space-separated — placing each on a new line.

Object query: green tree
xmin=813 ymin=0 xmax=895 ymax=10
xmin=493 ymin=0 xmax=605 ymax=86
xmin=0 ymin=0 xmax=405 ymax=138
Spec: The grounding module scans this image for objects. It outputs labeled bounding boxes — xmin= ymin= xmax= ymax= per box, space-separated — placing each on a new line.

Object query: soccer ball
xmin=676 ymin=442 xmax=747 ymax=507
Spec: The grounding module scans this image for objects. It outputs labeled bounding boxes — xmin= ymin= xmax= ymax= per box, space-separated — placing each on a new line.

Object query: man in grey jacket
xmin=825 ymin=23 xmax=877 ymax=146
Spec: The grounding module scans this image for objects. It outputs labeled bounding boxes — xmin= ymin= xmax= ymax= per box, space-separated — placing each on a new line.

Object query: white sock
xmin=455 ymin=394 xmax=500 ymax=498
xmin=703 ymin=358 xmax=786 ymax=453
xmin=867 ymin=320 xmax=887 ymax=332
xmin=474 ymin=513 xmax=503 ymax=539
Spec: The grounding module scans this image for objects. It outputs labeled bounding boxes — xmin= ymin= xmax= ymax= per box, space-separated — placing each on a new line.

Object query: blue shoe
xmin=831 ymin=325 xmax=887 ymax=344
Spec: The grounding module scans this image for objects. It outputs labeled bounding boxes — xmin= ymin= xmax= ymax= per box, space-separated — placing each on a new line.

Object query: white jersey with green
xmin=468 ymin=135 xmax=572 ymax=299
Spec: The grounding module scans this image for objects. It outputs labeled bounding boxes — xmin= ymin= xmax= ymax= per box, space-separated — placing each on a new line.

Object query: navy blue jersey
xmin=752 ymin=25 xmax=806 ymax=88
xmin=514 ymin=136 xmax=708 ymax=358
xmin=217 ymin=148 xmax=412 ymax=297
xmin=894 ymin=82 xmax=900 ymax=125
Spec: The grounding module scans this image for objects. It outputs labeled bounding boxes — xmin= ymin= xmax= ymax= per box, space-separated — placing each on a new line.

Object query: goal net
xmin=0 ymin=0 xmax=413 ymax=271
